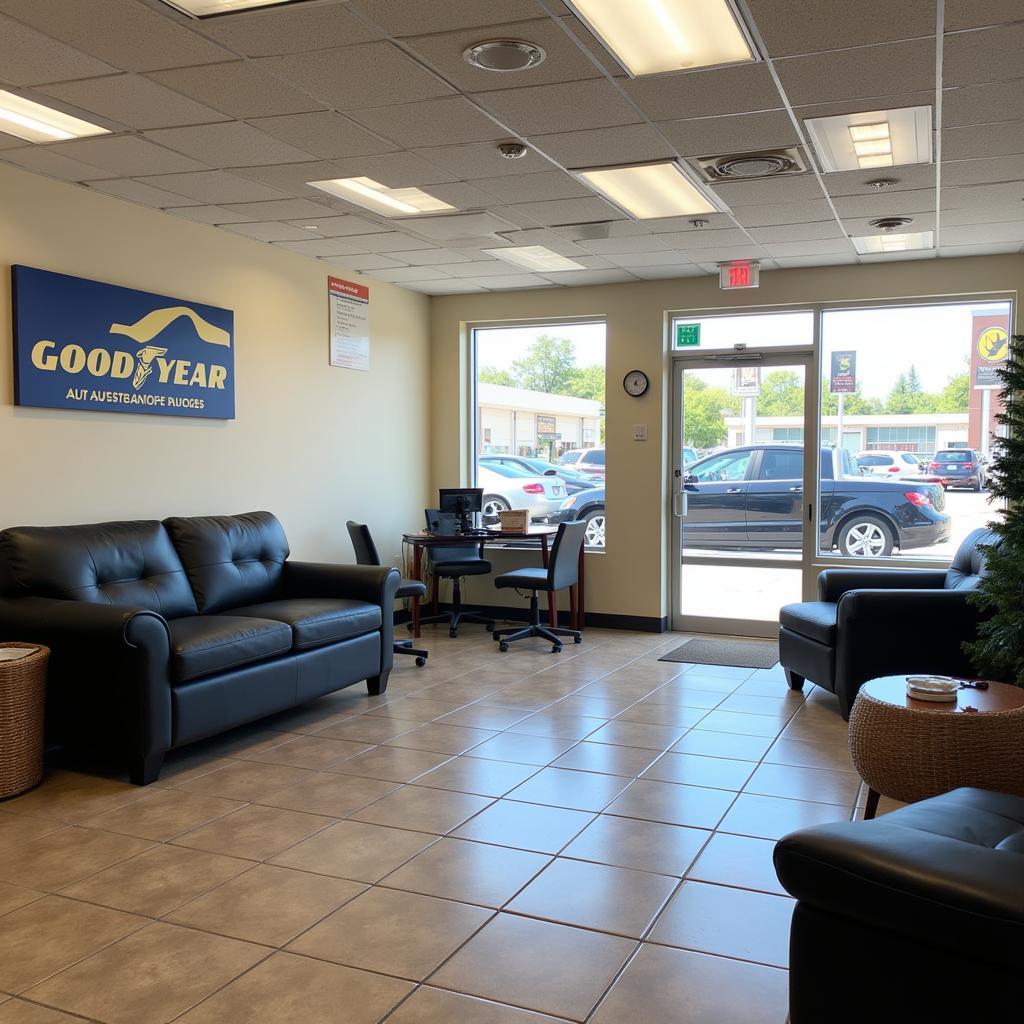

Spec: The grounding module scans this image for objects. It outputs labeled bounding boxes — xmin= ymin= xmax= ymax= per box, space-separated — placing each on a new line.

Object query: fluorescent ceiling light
xmin=483 ymin=246 xmax=586 ymax=272
xmin=852 ymin=231 xmax=933 ymax=255
xmin=307 ymin=177 xmax=456 ymax=217
xmin=804 ymin=106 xmax=932 ymax=173
xmin=0 ymin=90 xmax=109 ymax=143
xmin=573 ymin=161 xmax=720 ymax=219
xmin=160 ymin=0 xmax=307 ymax=16
xmin=566 ymin=0 xmax=754 ymax=76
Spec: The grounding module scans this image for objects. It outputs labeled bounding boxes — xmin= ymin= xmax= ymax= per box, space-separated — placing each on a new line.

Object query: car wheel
xmin=838 ymin=515 xmax=894 ymax=557
xmin=481 ymin=495 xmax=510 ymax=523
xmin=974 ymin=477 xmax=982 ymax=492
xmin=582 ymin=509 xmax=606 ymax=548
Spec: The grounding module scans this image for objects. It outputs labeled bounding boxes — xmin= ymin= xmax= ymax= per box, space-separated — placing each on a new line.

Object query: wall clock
xmin=623 ymin=369 xmax=649 ymax=397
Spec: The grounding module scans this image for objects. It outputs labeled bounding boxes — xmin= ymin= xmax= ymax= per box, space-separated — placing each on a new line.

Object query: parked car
xmin=558 ymin=446 xmax=605 ymax=478
xmin=479 ymin=455 xmax=595 ymax=494
xmin=856 ymin=450 xmax=925 ymax=479
xmin=477 ymin=463 xmax=566 ymax=522
xmin=683 ymin=446 xmax=699 ymax=467
xmin=929 ymin=448 xmax=986 ymax=491
xmin=546 ymin=445 xmax=950 ymax=556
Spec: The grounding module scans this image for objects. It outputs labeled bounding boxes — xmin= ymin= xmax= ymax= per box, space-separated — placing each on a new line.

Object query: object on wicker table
xmin=0 ymin=642 xmax=49 ymax=799
xmin=849 ymin=675 xmax=1024 ymax=819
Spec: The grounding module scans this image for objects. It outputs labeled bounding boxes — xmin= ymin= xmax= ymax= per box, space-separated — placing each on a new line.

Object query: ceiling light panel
xmin=308 ymin=177 xmax=456 ymax=216
xmin=483 ymin=246 xmax=586 ymax=272
xmin=804 ymin=106 xmax=932 ymax=173
xmin=566 ymin=0 xmax=755 ymax=76
xmin=573 ymin=161 xmax=722 ymax=219
xmin=160 ymin=0 xmax=309 ymax=16
xmin=0 ymin=90 xmax=109 ymax=143
xmin=852 ymin=230 xmax=933 ymax=254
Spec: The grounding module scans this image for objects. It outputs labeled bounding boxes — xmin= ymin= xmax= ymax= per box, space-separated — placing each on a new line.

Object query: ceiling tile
xmin=528 ymin=123 xmax=675 ymax=168
xmin=221 ymin=198 xmax=339 ymax=220
xmin=944 ymin=82 xmax=1024 ymax=126
xmin=370 ymin=266 xmax=453 ymax=283
xmin=46 ymin=136 xmax=207 ymax=176
xmin=149 ymin=62 xmax=324 ymax=119
xmin=748 ymin=221 xmax=845 ymax=242
xmin=228 ymin=160 xmax=356 ymax=195
xmin=135 ymin=170 xmax=289 ymax=204
xmin=764 ymin=238 xmax=854 ymax=257
xmin=940 ymin=221 xmax=1024 ymax=245
xmin=601 ymin=250 xmax=693 ymax=267
xmin=727 ymin=200 xmax=837 ymax=226
xmin=941 ymin=204 xmax=1024 ymax=227
xmin=259 ymin=41 xmax=454 ymax=110
xmin=541 ymin=268 xmax=637 ymax=285
xmin=197 ymin=0 xmax=383 ymax=55
xmin=403 ymin=278 xmax=487 ymax=294
xmin=505 ymin=196 xmax=625 ymax=226
xmin=943 ymin=23 xmax=1024 ymax=86
xmin=0 ymin=13 xmax=116 ymax=85
xmin=431 ymin=260 xmax=512 ymax=277
xmin=658 ymin=110 xmax=800 ymax=157
xmin=677 ymin=244 xmax=767 ymax=261
xmin=0 ymin=129 xmax=23 ymax=149
xmin=145 ymin=122 xmax=316 ymax=167
xmin=0 ymin=0 xmax=233 ymax=70
xmin=858 ymin=250 xmax=937 ymax=263
xmin=939 ymin=242 xmax=1023 ymax=257
xmin=472 ymin=79 xmax=643 ymax=135
xmin=775 ymin=40 xmax=936 ymax=106
xmin=823 ymin=164 xmax=936 ymax=196
xmin=942 ymin=154 xmax=1024 ymax=187
xmin=942 ymin=123 xmax=1024 ymax=160
xmin=0 ymin=146 xmax=109 ymax=182
xmin=493 ymin=227 xmax=577 ymax=246
xmin=389 ymin=211 xmax=518 ymax=241
xmin=610 ymin=212 xmax=736 ymax=235
xmin=386 ymin=248 xmax=471 ymax=266
xmin=323 ymin=253 xmax=406 ymax=271
xmin=347 ymin=96 xmax=507 ymax=148
xmin=771 ymin=253 xmax=858 ymax=268
xmin=350 ymin=0 xmax=551 ymax=35
xmin=465 ymin=273 xmax=554 ymax=289
xmin=832 ymin=188 xmax=937 ymax=217
xmin=623 ymin=64 xmax=782 ymax=121
xmin=87 ymin=177 xmax=193 ymax=207
xmin=414 ymin=141 xmax=556 ymax=178
xmin=164 ymin=205 xmax=260 ymax=224
xmin=223 ymin=220 xmax=320 ymax=242
xmin=247 ymin=111 xmax=398 ymax=159
xmin=630 ymin=264 xmax=707 ymax=279
xmin=337 ymin=231 xmax=441 ymax=253
xmin=841 ymin=213 xmax=936 ymax=234
xmin=312 ymin=151 xmax=460 ymax=187
xmin=420 ymin=181 xmax=500 ymax=209
xmin=274 ymin=237 xmax=366 ymax=257
xmin=467 ymin=171 xmax=590 ymax=203
xmin=402 ymin=17 xmax=603 ymax=93
xmin=39 ymin=74 xmax=227 ymax=130
xmin=793 ymin=90 xmax=936 ymax=125
xmin=712 ymin=173 xmax=826 ymax=207
xmin=944 ymin=0 xmax=1023 ymax=31
xmin=282 ymin=214 xmax=386 ymax=236
xmin=746 ymin=0 xmax=935 ymax=57
xmin=576 ymin=235 xmax=672 ymax=254
xmin=656 ymin=227 xmax=758 ymax=249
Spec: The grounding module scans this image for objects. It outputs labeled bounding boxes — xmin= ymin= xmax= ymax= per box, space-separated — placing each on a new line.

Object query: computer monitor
xmin=439 ymin=488 xmax=483 ymax=532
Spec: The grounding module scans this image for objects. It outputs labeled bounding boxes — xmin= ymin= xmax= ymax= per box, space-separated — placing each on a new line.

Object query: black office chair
xmin=493 ymin=520 xmax=586 ymax=653
xmin=346 ymin=521 xmax=429 ymax=666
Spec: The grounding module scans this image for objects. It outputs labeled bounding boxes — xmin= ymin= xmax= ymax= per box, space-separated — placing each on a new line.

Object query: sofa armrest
xmin=0 ymin=596 xmax=172 ymax=760
xmin=817 ymin=568 xmax=947 ymax=602
xmin=838 ymin=586 xmax=980 ymax=633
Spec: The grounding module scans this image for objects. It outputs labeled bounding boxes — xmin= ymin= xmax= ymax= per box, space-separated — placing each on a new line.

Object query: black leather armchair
xmin=775 ymin=788 xmax=1024 ymax=1022
xmin=779 ymin=527 xmax=998 ymax=718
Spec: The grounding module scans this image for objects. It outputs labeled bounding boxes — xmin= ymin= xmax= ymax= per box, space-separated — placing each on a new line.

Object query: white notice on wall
xmin=328 ymin=276 xmax=370 ymax=371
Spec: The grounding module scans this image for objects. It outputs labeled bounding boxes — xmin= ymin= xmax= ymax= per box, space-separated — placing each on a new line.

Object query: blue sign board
xmin=12 ymin=266 xmax=235 ymax=419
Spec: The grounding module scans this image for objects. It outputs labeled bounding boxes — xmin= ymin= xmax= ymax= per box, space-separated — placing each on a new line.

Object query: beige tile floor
xmin=0 ymin=626 xmax=897 ymax=1024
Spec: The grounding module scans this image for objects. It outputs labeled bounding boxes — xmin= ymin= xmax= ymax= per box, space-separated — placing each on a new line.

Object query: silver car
xmin=477 ymin=463 xmax=566 ymax=521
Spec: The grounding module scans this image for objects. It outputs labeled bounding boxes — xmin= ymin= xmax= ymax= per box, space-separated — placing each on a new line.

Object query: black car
xmin=929 ymin=448 xmax=985 ymax=491
xmin=547 ymin=445 xmax=951 ymax=557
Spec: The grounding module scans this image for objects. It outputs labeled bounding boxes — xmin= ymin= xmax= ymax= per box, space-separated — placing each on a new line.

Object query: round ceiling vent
xmin=463 ymin=39 xmax=546 ymax=72
xmin=713 ymin=154 xmax=794 ymax=178
xmin=869 ymin=216 xmax=914 ymax=232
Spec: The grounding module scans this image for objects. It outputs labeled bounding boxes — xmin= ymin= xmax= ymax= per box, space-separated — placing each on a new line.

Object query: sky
xmin=475 ymin=322 xmax=606 ymax=371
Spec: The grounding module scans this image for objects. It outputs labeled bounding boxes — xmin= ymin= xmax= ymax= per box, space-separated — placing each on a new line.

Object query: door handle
xmin=672 ymin=491 xmax=688 ymax=517
xmin=726 ymin=487 xmax=743 ymax=494
xmin=789 ymin=486 xmax=802 ymax=493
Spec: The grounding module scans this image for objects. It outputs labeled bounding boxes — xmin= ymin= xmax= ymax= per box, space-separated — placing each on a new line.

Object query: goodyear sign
xmin=12 ymin=266 xmax=234 ymax=419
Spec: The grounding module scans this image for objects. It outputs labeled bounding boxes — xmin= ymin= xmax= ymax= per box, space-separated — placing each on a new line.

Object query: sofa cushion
xmin=0 ymin=520 xmax=197 ymax=617
xmin=228 ymin=598 xmax=381 ymax=651
xmin=780 ymin=601 xmax=837 ymax=646
xmin=164 ymin=511 xmax=289 ymax=613
xmin=168 ymin=614 xmax=292 ymax=683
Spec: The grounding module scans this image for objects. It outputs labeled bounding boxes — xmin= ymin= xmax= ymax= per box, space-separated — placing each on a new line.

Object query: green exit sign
xmin=675 ymin=323 xmax=700 ymax=348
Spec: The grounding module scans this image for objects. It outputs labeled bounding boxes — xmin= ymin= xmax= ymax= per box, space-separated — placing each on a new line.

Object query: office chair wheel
xmin=552 ymin=644 xmax=562 ymax=654
xmin=574 ymin=636 xmax=582 ymax=644
xmin=499 ymin=641 xmax=509 ymax=652
xmin=449 ymin=629 xmax=457 ymax=639
xmin=415 ymin=657 xmax=427 ymax=667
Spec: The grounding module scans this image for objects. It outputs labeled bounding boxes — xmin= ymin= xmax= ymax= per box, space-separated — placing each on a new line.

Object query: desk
xmin=402 ymin=526 xmax=585 ymax=639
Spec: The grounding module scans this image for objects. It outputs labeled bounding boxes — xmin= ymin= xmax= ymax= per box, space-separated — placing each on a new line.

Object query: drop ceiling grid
xmin=0 ymin=0 xmax=1018 ymax=291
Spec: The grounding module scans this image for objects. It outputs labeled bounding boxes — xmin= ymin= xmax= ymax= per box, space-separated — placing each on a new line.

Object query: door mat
xmin=659 ymin=638 xmax=780 ymax=669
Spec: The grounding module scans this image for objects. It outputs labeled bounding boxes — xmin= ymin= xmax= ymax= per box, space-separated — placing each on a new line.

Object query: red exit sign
xmin=719 ymin=260 xmax=760 ymax=290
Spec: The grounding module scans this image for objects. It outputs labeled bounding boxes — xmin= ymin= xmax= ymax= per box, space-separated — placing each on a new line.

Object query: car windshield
xmin=559 ymin=451 xmax=582 ymax=465
xmin=583 ymin=449 xmax=605 ymax=466
xmin=483 ymin=462 xmax=537 ymax=478
xmin=937 ymin=452 xmax=972 ymax=463
xmin=901 ymin=454 xmax=919 ymax=465
xmin=858 ymin=455 xmax=892 ymax=466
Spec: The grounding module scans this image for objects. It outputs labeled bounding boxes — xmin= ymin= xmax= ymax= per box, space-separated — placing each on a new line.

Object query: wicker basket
xmin=0 ymin=642 xmax=49 ymax=800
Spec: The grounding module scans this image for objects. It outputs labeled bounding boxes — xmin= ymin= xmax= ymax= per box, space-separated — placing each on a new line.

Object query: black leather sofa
xmin=0 ymin=512 xmax=399 ymax=784
xmin=778 ymin=527 xmax=997 ymax=718
xmin=775 ymin=788 xmax=1024 ymax=1022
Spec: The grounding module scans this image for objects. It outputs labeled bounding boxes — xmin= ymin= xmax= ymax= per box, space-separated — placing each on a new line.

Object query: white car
xmin=856 ymin=450 xmax=924 ymax=480
xmin=477 ymin=463 xmax=567 ymax=521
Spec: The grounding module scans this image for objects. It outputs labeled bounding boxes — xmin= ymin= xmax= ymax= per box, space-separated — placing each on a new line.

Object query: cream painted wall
xmin=430 ymin=255 xmax=1023 ymax=626
xmin=0 ymin=162 xmax=431 ymax=565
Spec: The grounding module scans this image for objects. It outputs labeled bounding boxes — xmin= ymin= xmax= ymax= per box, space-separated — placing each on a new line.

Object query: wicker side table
xmin=0 ymin=643 xmax=49 ymax=800
xmin=849 ymin=675 xmax=1024 ymax=819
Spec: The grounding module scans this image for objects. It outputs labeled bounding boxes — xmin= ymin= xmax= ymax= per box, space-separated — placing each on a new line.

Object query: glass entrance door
xmin=672 ymin=350 xmax=814 ymax=637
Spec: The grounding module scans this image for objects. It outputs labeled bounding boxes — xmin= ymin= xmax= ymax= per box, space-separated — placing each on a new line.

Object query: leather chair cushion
xmin=779 ymin=601 xmax=837 ymax=646
xmin=430 ymin=559 xmax=492 ymax=577
xmin=0 ymin=520 xmax=197 ymax=618
xmin=228 ymin=598 xmax=382 ymax=650
xmin=494 ymin=567 xmax=549 ymax=590
xmin=397 ymin=578 xmax=427 ymax=600
xmin=168 ymin=614 xmax=292 ymax=682
xmin=164 ymin=512 xmax=289 ymax=614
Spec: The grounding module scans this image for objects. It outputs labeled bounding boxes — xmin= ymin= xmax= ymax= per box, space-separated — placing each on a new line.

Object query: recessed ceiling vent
xmin=692 ymin=148 xmax=807 ymax=181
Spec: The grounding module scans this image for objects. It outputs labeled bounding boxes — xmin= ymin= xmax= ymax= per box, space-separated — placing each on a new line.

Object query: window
xmin=758 ymin=449 xmax=803 ymax=481
xmin=690 ymin=450 xmax=751 ymax=482
xmin=865 ymin=426 xmax=936 ymax=453
xmin=772 ymin=427 xmax=804 ymax=443
xmin=672 ymin=310 xmax=813 ymax=352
